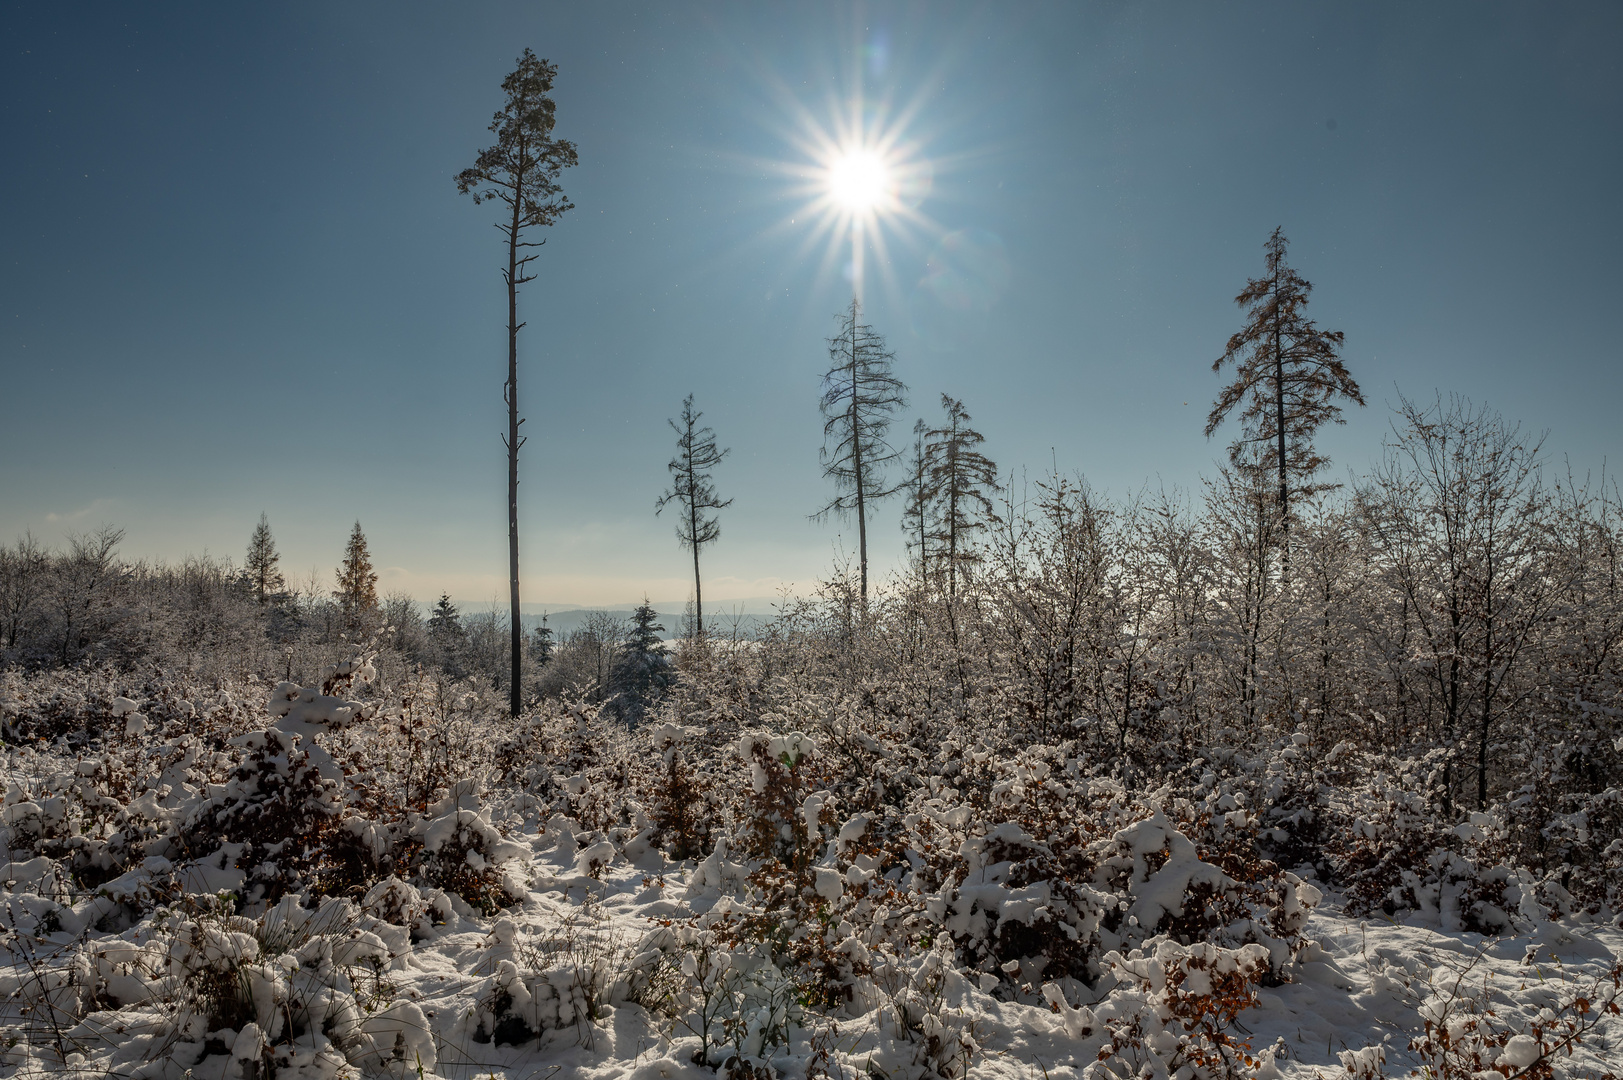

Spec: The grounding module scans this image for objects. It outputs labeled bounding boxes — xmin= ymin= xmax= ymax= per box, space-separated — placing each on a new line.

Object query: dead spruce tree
xmin=900 ymin=418 xmax=933 ymax=579
xmin=815 ymin=300 xmax=907 ymax=603
xmin=456 ymin=49 xmax=578 ymax=717
xmin=1206 ymin=227 xmax=1362 ymax=561
xmin=244 ymin=513 xmax=285 ymax=605
xmin=656 ymin=393 xmax=732 ymax=638
xmin=923 ymin=394 xmax=1001 ymax=602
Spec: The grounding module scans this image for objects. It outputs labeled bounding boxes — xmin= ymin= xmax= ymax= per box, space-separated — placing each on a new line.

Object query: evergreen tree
xmin=457 ymin=48 xmax=579 ymax=719
xmin=814 ymin=300 xmax=907 ymax=602
xmin=1206 ymin=227 xmax=1363 ymax=546
xmin=333 ymin=521 xmax=379 ymax=629
xmin=244 ymin=513 xmax=285 ymax=605
xmin=427 ymin=592 xmax=466 ymax=676
xmin=923 ymin=395 xmax=1001 ymax=601
xmin=427 ymin=592 xmax=465 ymax=645
xmin=609 ymin=598 xmax=670 ymax=725
xmin=656 ymin=394 xmax=732 ymax=638
xmin=531 ymin=612 xmax=554 ymax=665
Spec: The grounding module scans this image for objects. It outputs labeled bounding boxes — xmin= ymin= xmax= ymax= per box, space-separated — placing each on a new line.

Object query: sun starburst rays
xmin=766 ymin=98 xmax=938 ymax=306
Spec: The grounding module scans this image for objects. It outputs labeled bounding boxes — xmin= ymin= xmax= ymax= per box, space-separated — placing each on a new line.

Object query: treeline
xmin=0 ymin=519 xmax=672 ymax=723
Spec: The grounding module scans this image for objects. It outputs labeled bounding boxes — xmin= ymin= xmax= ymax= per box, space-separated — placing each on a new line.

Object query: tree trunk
xmin=1273 ymin=271 xmax=1289 ymax=574
xmin=850 ymin=299 xmax=868 ymax=604
xmin=689 ymin=452 xmax=704 ymax=638
xmin=506 ymin=193 xmax=524 ymax=720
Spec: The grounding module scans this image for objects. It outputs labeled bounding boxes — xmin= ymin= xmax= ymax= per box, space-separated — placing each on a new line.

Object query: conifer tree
xmin=427 ymin=592 xmax=465 ymax=645
xmin=1206 ymin=227 xmax=1362 ymax=545
xmin=427 ymin=592 xmax=466 ymax=675
xmin=655 ymin=394 xmax=732 ymax=638
xmin=609 ymin=598 xmax=670 ymax=725
xmin=531 ymin=612 xmax=554 ymax=665
xmin=333 ymin=522 xmax=379 ymax=629
xmin=814 ymin=300 xmax=907 ymax=601
xmin=244 ymin=513 xmax=285 ymax=605
xmin=923 ymin=395 xmax=1001 ymax=600
xmin=457 ymin=48 xmax=578 ymax=718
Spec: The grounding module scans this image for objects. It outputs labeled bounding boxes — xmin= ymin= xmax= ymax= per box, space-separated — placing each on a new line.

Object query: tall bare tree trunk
xmin=1273 ymin=271 xmax=1289 ymax=575
xmin=506 ymin=193 xmax=524 ymax=719
xmin=690 ymin=490 xmax=704 ymax=637
xmin=849 ymin=298 xmax=868 ymax=604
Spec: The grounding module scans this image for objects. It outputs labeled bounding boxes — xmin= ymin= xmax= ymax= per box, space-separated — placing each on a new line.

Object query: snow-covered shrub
xmin=645 ymin=722 xmax=720 ymax=859
xmin=494 ymin=699 xmax=639 ymax=835
xmin=866 ymin=940 xmax=981 ymax=1080
xmin=40 ymin=894 xmax=432 ymax=1080
xmin=1324 ymin=751 xmax=1460 ymax=916
xmin=1406 ymin=956 xmax=1623 ymax=1080
xmin=181 ymin=726 xmax=346 ymax=905
xmin=178 ymin=680 xmax=377 ymax=905
xmin=1087 ymin=938 xmax=1273 ymax=1080
xmin=722 ymin=731 xmax=887 ymax=1008
xmin=406 ymin=781 xmax=528 ymax=915
xmin=465 ymin=913 xmax=658 ymax=1049
xmin=1250 ymin=731 xmax=1341 ymax=875
xmin=358 ymin=876 xmax=429 ymax=937
xmin=642 ymin=922 xmax=805 ymax=1077
xmin=1501 ymin=760 xmax=1623 ymax=920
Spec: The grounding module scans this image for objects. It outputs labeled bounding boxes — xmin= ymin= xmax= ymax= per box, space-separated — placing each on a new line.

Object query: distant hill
xmin=517 ymin=607 xmax=770 ymax=641
xmin=448 ymin=596 xmax=799 ymax=641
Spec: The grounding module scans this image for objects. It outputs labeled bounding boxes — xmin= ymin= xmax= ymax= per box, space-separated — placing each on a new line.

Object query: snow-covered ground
xmin=404 ymin=838 xmax=1623 ymax=1080
xmin=1 ymin=664 xmax=1619 ymax=1080
xmin=5 ymin=797 xmax=1620 ymax=1079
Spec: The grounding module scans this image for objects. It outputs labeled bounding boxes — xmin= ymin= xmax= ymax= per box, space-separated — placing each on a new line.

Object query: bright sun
xmin=828 ymin=150 xmax=889 ymax=211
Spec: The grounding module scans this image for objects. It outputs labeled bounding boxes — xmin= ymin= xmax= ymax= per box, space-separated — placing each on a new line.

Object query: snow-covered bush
xmin=642 ymin=922 xmax=806 ymax=1078
xmin=1087 ymin=938 xmax=1274 ymax=1080
xmin=464 ymin=912 xmax=660 ymax=1050
xmin=406 ymin=781 xmax=529 ymax=915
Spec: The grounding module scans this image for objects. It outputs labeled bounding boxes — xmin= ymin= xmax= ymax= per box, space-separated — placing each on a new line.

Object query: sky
xmin=3 ymin=2 xmax=1621 ymax=610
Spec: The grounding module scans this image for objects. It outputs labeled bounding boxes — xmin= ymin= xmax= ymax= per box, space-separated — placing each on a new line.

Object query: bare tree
xmin=1356 ymin=395 xmax=1555 ymax=807
xmin=0 ymin=534 xmax=48 ymax=651
xmin=51 ymin=526 xmax=124 ymax=664
xmin=1202 ymin=457 xmax=1286 ymax=733
xmin=656 ymin=394 xmax=732 ymax=638
xmin=815 ymin=300 xmax=907 ymax=603
xmin=457 ymin=48 xmax=579 ymax=718
xmin=1207 ymin=227 xmax=1363 ymax=552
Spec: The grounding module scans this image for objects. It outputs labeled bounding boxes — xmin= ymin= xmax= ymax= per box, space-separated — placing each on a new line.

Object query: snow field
xmin=0 ymin=662 xmax=1618 ymax=1080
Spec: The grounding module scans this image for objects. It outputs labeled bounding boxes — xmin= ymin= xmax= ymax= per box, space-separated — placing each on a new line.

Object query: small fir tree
xmin=656 ymin=394 xmax=732 ymax=638
xmin=1206 ymin=227 xmax=1363 ymax=547
xmin=427 ymin=592 xmax=467 ymax=676
xmin=333 ymin=521 xmax=379 ymax=628
xmin=427 ymin=592 xmax=465 ymax=645
xmin=531 ymin=612 xmax=554 ymax=665
xmin=244 ymin=513 xmax=286 ymax=605
xmin=609 ymin=598 xmax=671 ymax=725
xmin=814 ymin=299 xmax=908 ymax=602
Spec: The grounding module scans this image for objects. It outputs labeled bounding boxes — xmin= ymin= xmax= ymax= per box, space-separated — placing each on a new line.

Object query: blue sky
xmin=3 ymin=2 xmax=1620 ymax=607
